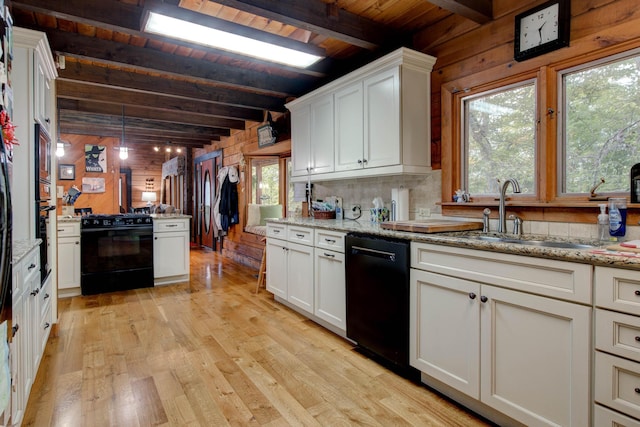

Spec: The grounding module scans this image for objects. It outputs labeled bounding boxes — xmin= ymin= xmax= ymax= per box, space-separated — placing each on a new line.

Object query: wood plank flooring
xmin=22 ymin=248 xmax=490 ymax=426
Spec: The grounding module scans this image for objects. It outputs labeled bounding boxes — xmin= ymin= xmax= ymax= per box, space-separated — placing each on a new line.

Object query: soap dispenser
xmin=598 ymin=204 xmax=609 ymax=242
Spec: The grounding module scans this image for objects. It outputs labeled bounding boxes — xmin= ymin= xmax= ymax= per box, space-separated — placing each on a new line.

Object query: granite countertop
xmin=12 ymin=239 xmax=41 ymax=265
xmin=151 ymin=214 xmax=192 ymax=219
xmin=267 ymin=217 xmax=640 ymax=269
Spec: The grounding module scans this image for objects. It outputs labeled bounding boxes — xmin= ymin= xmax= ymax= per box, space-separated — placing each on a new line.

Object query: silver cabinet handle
xmin=324 ymin=238 xmax=336 ymax=243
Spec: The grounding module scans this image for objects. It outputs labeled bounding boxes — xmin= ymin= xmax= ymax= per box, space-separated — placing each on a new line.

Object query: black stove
xmin=80 ymin=213 xmax=154 ymax=295
xmin=81 ymin=214 xmax=153 ymax=229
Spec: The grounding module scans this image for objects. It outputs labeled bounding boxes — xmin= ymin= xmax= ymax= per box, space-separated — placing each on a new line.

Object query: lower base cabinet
xmin=153 ymin=218 xmax=190 ymax=284
xmin=11 ymin=244 xmax=52 ymax=426
xmin=410 ymin=243 xmax=591 ymax=427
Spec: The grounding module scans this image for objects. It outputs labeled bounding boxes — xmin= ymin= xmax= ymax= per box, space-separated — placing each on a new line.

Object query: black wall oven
xmin=35 ymin=123 xmax=53 ymax=286
xmin=81 ymin=214 xmax=154 ymax=295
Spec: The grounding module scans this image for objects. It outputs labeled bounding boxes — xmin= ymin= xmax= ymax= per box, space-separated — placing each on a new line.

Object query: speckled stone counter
xmin=13 ymin=239 xmax=41 ymax=265
xmin=267 ymin=217 xmax=640 ymax=269
xmin=57 ymin=216 xmax=81 ymax=223
xmin=151 ymin=214 xmax=192 ymax=220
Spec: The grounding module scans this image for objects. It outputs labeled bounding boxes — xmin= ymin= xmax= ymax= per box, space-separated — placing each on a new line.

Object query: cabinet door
xmin=57 ymin=236 xmax=81 ymax=289
xmin=364 ymin=67 xmax=400 ymax=168
xmin=410 ymin=269 xmax=481 ymax=398
xmin=314 ymin=249 xmax=346 ymax=331
xmin=290 ymin=105 xmax=311 ymax=177
xmin=309 ymin=94 xmax=334 ymax=174
xmin=287 ymin=241 xmax=314 ymax=314
xmin=11 ymin=292 xmax=27 ymax=425
xmin=480 ymin=285 xmax=591 ymax=427
xmin=334 ymin=82 xmax=364 ymax=172
xmin=153 ymin=231 xmax=189 ymax=278
xmin=266 ymin=238 xmax=288 ymax=299
xmin=34 ymin=50 xmax=52 ymax=133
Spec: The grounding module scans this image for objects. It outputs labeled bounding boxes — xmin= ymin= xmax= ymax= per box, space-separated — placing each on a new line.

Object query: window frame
xmin=460 ymin=78 xmax=539 ymax=198
xmin=442 ymin=39 xmax=640 ymax=224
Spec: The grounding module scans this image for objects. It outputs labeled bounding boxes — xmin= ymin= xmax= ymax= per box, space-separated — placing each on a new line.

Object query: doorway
xmin=193 ymin=151 xmax=222 ymax=250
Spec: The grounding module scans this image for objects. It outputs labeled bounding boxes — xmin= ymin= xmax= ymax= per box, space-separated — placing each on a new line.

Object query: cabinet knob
xmin=11 ymin=324 xmax=19 ymax=337
xmin=44 ymin=322 xmax=50 ymax=330
xmin=31 ymin=288 xmax=40 ymax=296
xmin=357 ymin=159 xmax=363 ymax=164
xmin=45 ymin=118 xmax=50 ymax=123
xmin=75 ymin=241 xmax=79 ymax=245
xmin=154 ymin=237 xmax=158 ymax=240
xmin=636 ymin=336 xmax=640 ymax=342
xmin=635 ymin=387 xmax=640 ymax=394
xmin=635 ymin=290 xmax=640 ymax=296
xmin=469 ymin=292 xmax=477 ymax=299
xmin=44 ymin=293 xmax=50 ymax=300
xmin=362 ymin=159 xmax=368 ymax=164
xmin=28 ymin=263 xmax=37 ymax=271
xmin=480 ymin=295 xmax=488 ymax=303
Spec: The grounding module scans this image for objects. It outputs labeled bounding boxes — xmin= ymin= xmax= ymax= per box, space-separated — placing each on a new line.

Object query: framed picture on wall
xmin=59 ymin=164 xmax=75 ymax=180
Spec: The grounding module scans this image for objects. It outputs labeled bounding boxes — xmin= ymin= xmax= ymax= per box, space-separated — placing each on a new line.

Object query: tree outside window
xmin=562 ymin=52 xmax=640 ymax=194
xmin=463 ymin=81 xmax=537 ymax=196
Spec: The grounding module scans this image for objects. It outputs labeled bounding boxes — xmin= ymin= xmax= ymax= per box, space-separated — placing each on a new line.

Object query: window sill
xmin=441 ymin=201 xmax=639 ymax=224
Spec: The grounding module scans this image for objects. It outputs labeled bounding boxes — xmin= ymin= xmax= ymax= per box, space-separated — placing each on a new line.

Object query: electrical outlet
xmin=418 ymin=208 xmax=430 ymax=218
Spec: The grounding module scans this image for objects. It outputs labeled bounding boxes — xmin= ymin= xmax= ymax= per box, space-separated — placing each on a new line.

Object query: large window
xmin=463 ymin=81 xmax=537 ymax=196
xmin=561 ymin=50 xmax=640 ymax=195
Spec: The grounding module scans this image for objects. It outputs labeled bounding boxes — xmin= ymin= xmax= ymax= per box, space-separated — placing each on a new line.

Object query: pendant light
xmin=119 ymin=105 xmax=128 ymax=160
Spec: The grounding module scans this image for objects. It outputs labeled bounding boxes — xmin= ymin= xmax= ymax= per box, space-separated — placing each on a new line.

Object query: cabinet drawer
xmin=411 ymin=242 xmax=592 ymax=304
xmin=596 ymin=308 xmax=640 ymax=362
xmin=596 ymin=267 xmax=640 ymax=315
xmin=56 ymin=222 xmax=80 ymax=237
xmin=595 ymin=351 xmax=640 ymax=420
xmin=39 ymin=275 xmax=53 ymax=318
xmin=21 ymin=249 xmax=40 ymax=283
xmin=266 ymin=223 xmax=287 ymax=239
xmin=288 ymin=226 xmax=313 ymax=245
xmin=153 ymin=220 xmax=187 ymax=232
xmin=595 ymin=404 xmax=640 ymax=426
xmin=315 ymin=229 xmax=345 ymax=253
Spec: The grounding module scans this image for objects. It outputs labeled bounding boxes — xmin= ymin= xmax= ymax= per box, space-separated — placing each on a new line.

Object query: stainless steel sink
xmin=457 ymin=234 xmax=595 ymax=249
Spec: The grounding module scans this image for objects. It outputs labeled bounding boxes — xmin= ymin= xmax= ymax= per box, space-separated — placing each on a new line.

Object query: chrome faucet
xmin=498 ymin=178 xmax=521 ymax=233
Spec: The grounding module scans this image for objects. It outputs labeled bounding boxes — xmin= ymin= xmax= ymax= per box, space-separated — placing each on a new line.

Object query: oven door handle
xmin=350 ymin=245 xmax=396 ymax=262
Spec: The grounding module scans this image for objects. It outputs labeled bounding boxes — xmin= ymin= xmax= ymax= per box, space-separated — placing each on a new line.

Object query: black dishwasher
xmin=346 ymin=233 xmax=418 ymax=379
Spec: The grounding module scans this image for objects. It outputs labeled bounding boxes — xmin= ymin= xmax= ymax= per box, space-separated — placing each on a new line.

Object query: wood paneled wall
xmin=55 ymin=134 xmax=166 ymax=215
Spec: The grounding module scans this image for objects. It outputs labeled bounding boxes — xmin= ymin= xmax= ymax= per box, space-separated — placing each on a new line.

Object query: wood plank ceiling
xmin=10 ymin=0 xmax=492 ymax=149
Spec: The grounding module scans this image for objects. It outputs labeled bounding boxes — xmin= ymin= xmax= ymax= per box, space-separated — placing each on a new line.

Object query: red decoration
xmin=0 ymin=110 xmax=18 ymax=150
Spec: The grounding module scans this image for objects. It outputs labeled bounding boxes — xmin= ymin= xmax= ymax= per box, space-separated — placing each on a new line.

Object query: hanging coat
xmin=214 ymin=166 xmax=239 ymax=234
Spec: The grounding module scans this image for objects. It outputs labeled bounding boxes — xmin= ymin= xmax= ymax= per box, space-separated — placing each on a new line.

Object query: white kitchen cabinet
xmin=314 ymin=229 xmax=346 ymax=332
xmin=34 ymin=47 xmax=54 ymax=134
xmin=11 ymin=245 xmax=41 ymax=426
xmin=266 ymin=223 xmax=314 ymax=315
xmin=290 ymin=94 xmax=334 ymax=177
xmin=410 ymin=242 xmax=591 ymax=427
xmin=287 ymin=47 xmax=436 ymax=181
xmin=57 ymin=221 xmax=81 ymax=296
xmin=594 ymin=267 xmax=640 ymax=423
xmin=153 ymin=218 xmax=190 ymax=285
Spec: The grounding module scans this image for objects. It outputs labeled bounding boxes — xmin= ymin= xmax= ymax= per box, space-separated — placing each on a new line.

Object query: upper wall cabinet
xmin=287 ymin=48 xmax=436 ymax=182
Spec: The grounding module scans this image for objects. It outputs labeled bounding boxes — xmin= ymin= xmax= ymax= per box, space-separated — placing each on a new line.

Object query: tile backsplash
xmin=310 ymin=169 xmax=639 ymax=241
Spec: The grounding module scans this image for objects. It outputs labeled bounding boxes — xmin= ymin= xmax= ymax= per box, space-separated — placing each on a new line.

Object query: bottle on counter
xmin=609 ymin=197 xmax=627 ymax=239
xmin=597 ymin=203 xmax=609 ymax=242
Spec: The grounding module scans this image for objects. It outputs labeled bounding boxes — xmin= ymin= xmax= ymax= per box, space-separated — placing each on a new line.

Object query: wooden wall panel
xmin=55 ymin=134 xmax=167 ymax=215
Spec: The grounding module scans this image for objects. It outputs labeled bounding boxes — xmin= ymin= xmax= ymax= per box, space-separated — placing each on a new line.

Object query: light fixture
xmin=142 ymin=11 xmax=322 ymax=68
xmin=141 ymin=191 xmax=157 ymax=206
xmin=119 ymin=105 xmax=129 ymax=160
xmin=153 ymin=146 xmax=159 ymax=152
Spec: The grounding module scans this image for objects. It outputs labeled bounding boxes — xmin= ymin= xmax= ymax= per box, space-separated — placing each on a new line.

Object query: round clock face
xmin=519 ymin=3 xmax=560 ymax=51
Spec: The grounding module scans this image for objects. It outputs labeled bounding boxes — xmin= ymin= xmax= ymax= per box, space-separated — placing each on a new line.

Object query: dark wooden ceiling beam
xmin=211 ymin=0 xmax=399 ymax=50
xmin=45 ymin=29 xmax=314 ymax=96
xmin=58 ymin=62 xmax=287 ymax=112
xmin=57 ymin=80 xmax=265 ymax=122
xmin=427 ymin=0 xmax=493 ymax=24
xmin=58 ymin=123 xmax=212 ymax=147
xmin=58 ymin=99 xmax=247 ymax=130
xmin=60 ymin=111 xmax=231 ymax=138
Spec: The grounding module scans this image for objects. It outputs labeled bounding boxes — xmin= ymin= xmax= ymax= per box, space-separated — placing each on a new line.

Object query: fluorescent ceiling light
xmin=143 ymin=11 xmax=322 ymax=68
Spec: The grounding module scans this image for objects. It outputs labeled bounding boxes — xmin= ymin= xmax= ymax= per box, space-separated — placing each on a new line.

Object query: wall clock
xmin=514 ymin=0 xmax=570 ymax=62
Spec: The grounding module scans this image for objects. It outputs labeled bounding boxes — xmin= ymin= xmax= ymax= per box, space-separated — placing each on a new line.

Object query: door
xmin=480 ymin=285 xmax=591 ymax=427
xmin=364 ymin=67 xmax=400 ymax=168
xmin=314 ymin=248 xmax=346 ymax=331
xmin=410 ymin=269 xmax=481 ymax=399
xmin=287 ymin=241 xmax=314 ymax=314
xmin=195 ymin=156 xmax=219 ymax=250
xmin=266 ymin=238 xmax=287 ymax=299
xmin=334 ymin=82 xmax=364 ymax=172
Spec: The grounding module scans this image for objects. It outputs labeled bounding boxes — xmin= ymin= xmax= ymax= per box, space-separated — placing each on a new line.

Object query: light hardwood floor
xmin=23 ymin=248 xmax=490 ymax=426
